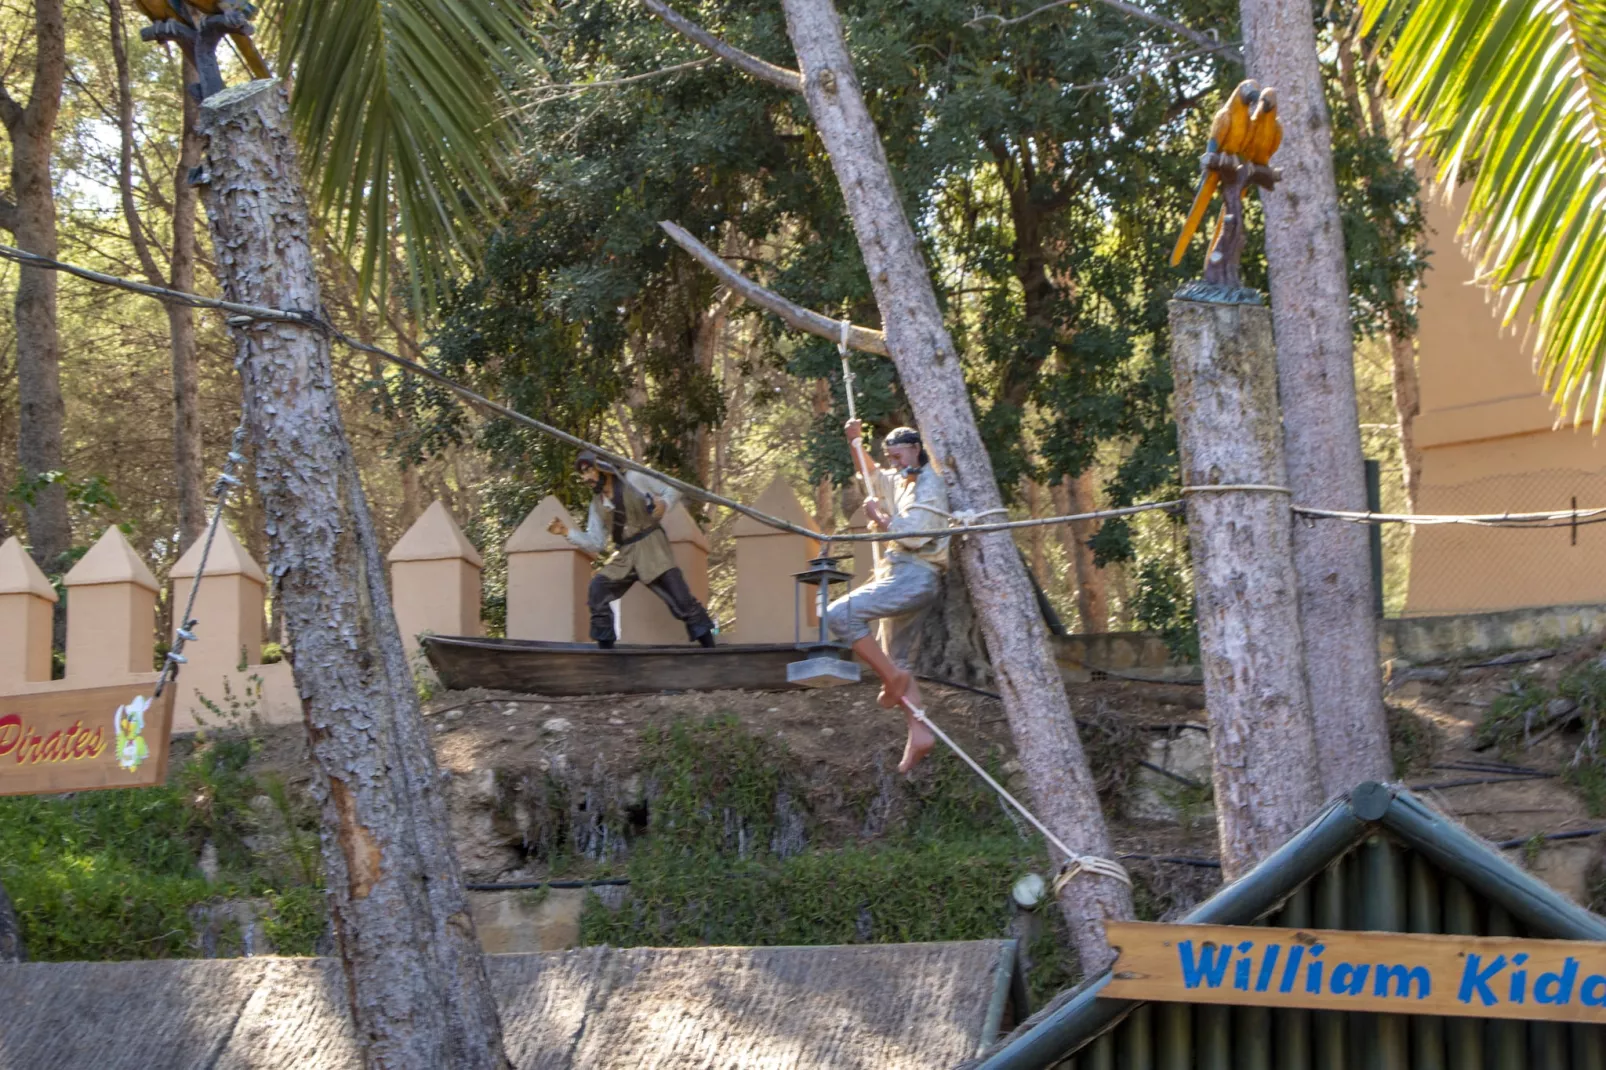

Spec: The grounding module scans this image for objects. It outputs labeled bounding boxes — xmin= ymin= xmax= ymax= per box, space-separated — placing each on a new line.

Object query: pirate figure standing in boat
xmin=547 ymin=451 xmax=717 ymax=649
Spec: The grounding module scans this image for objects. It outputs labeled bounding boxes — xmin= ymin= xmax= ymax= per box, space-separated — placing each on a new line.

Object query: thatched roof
xmin=0 ymin=940 xmax=1017 ymax=1068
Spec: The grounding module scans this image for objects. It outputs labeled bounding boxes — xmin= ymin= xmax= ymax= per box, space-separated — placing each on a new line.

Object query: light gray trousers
xmin=825 ymin=558 xmax=942 ymax=668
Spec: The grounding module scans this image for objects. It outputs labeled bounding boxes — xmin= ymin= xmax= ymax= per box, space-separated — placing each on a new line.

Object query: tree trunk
xmin=1238 ymin=0 xmax=1391 ymax=797
xmin=778 ymin=0 xmax=1132 ymax=968
xmin=911 ymin=554 xmax=994 ymax=688
xmin=110 ymin=0 xmax=207 ymax=549
xmin=1052 ymin=472 xmax=1109 ymax=633
xmin=1389 ymin=333 xmax=1422 ymax=510
xmin=197 ymin=81 xmax=508 ymax=1069
xmin=1169 ymin=298 xmax=1322 ymax=879
xmin=0 ymin=876 xmax=24 ymax=963
xmin=169 ymin=57 xmax=206 ymax=547
xmin=1 ymin=0 xmax=70 ymax=571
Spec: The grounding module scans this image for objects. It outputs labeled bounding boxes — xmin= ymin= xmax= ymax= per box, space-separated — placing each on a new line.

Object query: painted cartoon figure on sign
xmin=114 ymin=694 xmax=151 ymax=772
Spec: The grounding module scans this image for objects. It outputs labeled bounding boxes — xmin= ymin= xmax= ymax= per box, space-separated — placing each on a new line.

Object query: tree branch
xmin=639 ymin=0 xmax=805 ymax=93
xmin=107 ymin=0 xmax=167 ymax=287
xmin=659 ymin=220 xmax=889 ymax=356
xmin=0 ymin=87 xmax=20 ymax=131
xmin=967 ymin=0 xmax=1241 ymax=63
xmin=0 ymin=193 xmax=16 ymax=235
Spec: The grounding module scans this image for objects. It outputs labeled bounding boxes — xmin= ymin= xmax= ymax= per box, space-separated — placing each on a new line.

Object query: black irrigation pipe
xmin=1494 ymin=829 xmax=1606 ymax=851
xmin=1434 ymin=759 xmax=1547 ymax=776
xmin=1138 ymin=759 xmax=1205 ymax=790
xmin=1407 ymin=773 xmax=1555 ymax=791
xmin=465 ymin=878 xmax=632 ymax=891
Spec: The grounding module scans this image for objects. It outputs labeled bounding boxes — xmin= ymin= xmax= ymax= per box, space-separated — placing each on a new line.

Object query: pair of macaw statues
xmin=1171 ymin=79 xmax=1285 ymax=292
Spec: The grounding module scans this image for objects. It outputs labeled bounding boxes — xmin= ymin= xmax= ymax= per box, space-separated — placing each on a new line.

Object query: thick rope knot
xmin=1052 ymin=854 xmax=1133 ymax=895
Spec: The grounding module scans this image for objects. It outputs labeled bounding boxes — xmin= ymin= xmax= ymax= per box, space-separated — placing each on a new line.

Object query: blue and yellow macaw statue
xmin=1169 ymin=79 xmax=1261 ymax=268
xmin=133 ymin=0 xmax=270 ymax=99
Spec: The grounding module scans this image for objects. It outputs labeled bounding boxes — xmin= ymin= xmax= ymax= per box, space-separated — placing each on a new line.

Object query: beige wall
xmin=1405 ymin=193 xmax=1606 ymax=615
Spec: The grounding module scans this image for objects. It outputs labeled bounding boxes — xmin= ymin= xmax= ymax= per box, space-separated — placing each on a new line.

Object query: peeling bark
xmin=1169 ymin=299 xmax=1322 ymax=879
xmin=2 ymin=0 xmax=70 ymax=570
xmin=777 ymin=0 xmax=1132 ymax=968
xmin=197 ymin=81 xmax=508 ymax=1069
xmin=1239 ymin=0 xmax=1392 ymax=796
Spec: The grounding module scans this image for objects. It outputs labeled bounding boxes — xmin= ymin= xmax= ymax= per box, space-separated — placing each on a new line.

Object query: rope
xmin=901 ymin=697 xmax=1132 ymax=890
xmin=7 ymin=242 xmax=1606 ymax=542
xmin=1182 ymin=483 xmax=1292 ymax=494
xmin=154 ymin=423 xmax=248 ymax=698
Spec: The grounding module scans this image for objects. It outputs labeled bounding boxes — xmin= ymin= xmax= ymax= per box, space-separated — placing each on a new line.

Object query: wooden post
xmin=169 ymin=524 xmax=265 ymax=685
xmin=621 ymin=504 xmax=710 ymax=644
xmin=732 ymin=478 xmax=818 ymax=643
xmin=387 ymin=500 xmax=483 ymax=660
xmin=504 ymin=497 xmax=590 ymax=643
xmin=197 ymin=80 xmax=508 ymax=1068
xmin=0 ymin=536 xmax=57 ymax=687
xmin=62 ymin=526 xmax=158 ymax=681
xmin=1169 ymin=297 xmax=1322 ymax=879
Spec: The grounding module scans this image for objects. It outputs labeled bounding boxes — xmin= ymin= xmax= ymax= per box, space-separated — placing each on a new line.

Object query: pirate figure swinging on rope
xmin=546 ymin=451 xmax=716 ymax=649
xmin=826 ymin=420 xmax=949 ymax=773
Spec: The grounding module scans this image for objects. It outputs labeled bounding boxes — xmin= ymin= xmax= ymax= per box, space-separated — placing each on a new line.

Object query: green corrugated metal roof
xmin=971 ymin=781 xmax=1606 ymax=1070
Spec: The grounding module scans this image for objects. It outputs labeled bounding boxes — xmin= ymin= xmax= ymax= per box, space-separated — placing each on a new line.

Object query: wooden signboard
xmin=0 ymin=683 xmax=175 ymax=796
xmin=1105 ymin=921 xmax=1606 ymax=1024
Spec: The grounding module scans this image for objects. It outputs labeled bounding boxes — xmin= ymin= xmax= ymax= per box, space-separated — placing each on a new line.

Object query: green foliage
xmin=1387 ymin=703 xmax=1438 ymax=777
xmin=640 ymin=714 xmax=787 ymax=857
xmin=1131 ymin=553 xmax=1199 ymax=662
xmin=1476 ymin=676 xmax=1554 ymax=753
xmin=1362 ymin=0 xmax=1606 ymax=427
xmin=0 ymin=737 xmax=323 ymax=961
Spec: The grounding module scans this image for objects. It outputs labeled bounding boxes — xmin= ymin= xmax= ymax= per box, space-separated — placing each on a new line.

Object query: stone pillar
xmin=63 ymin=526 xmax=159 ymax=681
xmin=170 ymin=524 xmax=267 ymax=684
xmin=0 ymin=536 xmax=58 ymax=687
xmin=622 ymin=504 xmax=711 ymax=644
xmin=732 ymin=478 xmax=818 ymax=644
xmin=505 ymin=496 xmax=591 ymax=643
xmin=387 ymin=500 xmax=482 ymax=661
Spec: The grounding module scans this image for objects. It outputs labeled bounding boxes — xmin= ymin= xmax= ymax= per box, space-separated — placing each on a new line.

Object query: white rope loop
xmin=906 ymin=702 xmax=1132 ymax=890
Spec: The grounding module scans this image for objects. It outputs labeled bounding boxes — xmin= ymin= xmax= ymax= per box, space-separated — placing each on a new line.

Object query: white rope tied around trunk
xmin=154 ymin=422 xmax=248 ymax=698
xmin=897 ymin=695 xmax=1131 ymax=889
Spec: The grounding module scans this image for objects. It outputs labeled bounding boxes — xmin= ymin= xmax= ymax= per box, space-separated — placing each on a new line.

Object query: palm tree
xmin=266 ymin=0 xmax=541 ymax=307
xmin=1362 ymin=0 xmax=1606 ymax=425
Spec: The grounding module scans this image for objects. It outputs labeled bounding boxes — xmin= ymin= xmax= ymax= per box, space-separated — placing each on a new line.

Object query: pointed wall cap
xmin=506 ymin=496 xmax=583 ymax=554
xmin=63 ymin=526 xmax=160 ymax=592
xmin=847 ymin=504 xmax=868 ymax=531
xmin=732 ymin=478 xmax=818 ymax=538
xmin=169 ymin=524 xmax=267 ymax=583
xmin=662 ymin=504 xmax=709 ymax=551
xmin=387 ymin=500 xmax=483 ymax=567
xmin=0 ymin=536 xmax=59 ymax=601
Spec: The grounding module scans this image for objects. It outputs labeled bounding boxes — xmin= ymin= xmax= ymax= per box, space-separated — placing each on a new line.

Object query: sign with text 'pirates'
xmin=1104 ymin=921 xmax=1606 ymax=1024
xmin=0 ymin=683 xmax=174 ymax=796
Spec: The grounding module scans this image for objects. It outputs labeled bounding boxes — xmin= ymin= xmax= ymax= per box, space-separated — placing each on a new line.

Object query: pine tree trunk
xmin=1053 ymin=472 xmax=1109 ymax=633
xmin=169 ymin=56 xmax=206 ymax=548
xmin=1 ymin=0 xmax=70 ymax=571
xmin=0 ymin=876 xmax=24 ymax=963
xmin=779 ymin=0 xmax=1133 ymax=968
xmin=1238 ymin=0 xmax=1391 ymax=796
xmin=1390 ymin=332 xmax=1422 ymax=511
xmin=197 ymin=81 xmax=509 ymax=1068
xmin=1169 ymin=298 xmax=1322 ymax=878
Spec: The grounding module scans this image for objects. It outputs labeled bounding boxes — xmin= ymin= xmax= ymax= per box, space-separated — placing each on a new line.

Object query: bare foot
xmin=898 ymin=706 xmax=936 ymax=774
xmin=877 ymin=666 xmax=914 ymax=709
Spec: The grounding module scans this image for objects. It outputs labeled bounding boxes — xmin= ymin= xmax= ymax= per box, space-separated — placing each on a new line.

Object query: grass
xmin=0 ymin=735 xmax=325 ymax=960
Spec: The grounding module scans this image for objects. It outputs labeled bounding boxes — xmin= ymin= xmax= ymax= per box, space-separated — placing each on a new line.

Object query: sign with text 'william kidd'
xmin=1104 ymin=921 xmax=1606 ymax=1024
xmin=0 ymin=683 xmax=174 ymax=796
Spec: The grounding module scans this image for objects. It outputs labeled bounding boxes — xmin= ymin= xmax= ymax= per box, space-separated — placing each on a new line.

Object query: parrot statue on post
xmin=133 ymin=0 xmax=270 ymax=100
xmin=1170 ymin=79 xmax=1261 ymax=268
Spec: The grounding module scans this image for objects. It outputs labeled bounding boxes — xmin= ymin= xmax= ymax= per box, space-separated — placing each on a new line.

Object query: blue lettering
xmin=1331 ymin=963 xmax=1371 ymax=996
xmin=1279 ymin=946 xmax=1305 ymax=994
xmin=1256 ymin=944 xmax=1282 ymax=993
xmin=1535 ymin=958 xmax=1579 ymax=1005
xmin=1510 ymin=954 xmax=1529 ymax=1005
xmin=1581 ymin=974 xmax=1606 ymax=1007
xmin=1459 ymin=954 xmax=1507 ymax=1007
xmin=1305 ymin=945 xmax=1326 ymax=995
xmin=1372 ymin=964 xmax=1431 ymax=1000
xmin=1233 ymin=942 xmax=1256 ymax=991
xmin=1179 ymin=941 xmax=1233 ymax=990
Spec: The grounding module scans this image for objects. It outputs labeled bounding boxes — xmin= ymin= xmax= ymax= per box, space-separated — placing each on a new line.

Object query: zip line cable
xmin=5 ymin=241 xmax=1606 ymax=541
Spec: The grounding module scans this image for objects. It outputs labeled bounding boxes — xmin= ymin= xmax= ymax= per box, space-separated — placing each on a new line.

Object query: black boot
xmin=695 ymin=630 xmax=716 ymax=648
xmin=597 ymin=638 xmax=616 ymax=649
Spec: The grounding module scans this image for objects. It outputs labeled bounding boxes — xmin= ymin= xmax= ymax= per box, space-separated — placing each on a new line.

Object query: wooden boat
xmin=421 ymin=635 xmax=850 ymax=695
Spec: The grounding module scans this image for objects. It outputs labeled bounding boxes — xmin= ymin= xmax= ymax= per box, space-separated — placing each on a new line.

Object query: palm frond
xmin=1362 ymin=0 xmax=1606 ymax=427
xmin=265 ymin=0 xmax=542 ymax=311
